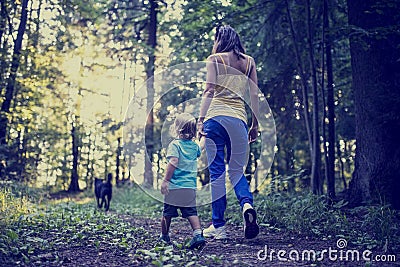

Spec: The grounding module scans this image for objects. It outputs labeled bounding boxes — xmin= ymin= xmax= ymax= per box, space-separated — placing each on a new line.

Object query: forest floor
xmin=41 ymin=212 xmax=398 ymax=267
xmin=90 ymin=215 xmax=381 ymax=267
xmin=1 ymin=186 xmax=400 ymax=266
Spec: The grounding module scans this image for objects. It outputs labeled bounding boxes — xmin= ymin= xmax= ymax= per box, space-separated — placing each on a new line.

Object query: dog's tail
xmin=107 ymin=173 xmax=112 ymax=184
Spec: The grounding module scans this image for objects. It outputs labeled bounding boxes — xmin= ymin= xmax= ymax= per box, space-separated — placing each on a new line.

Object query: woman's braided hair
xmin=212 ymin=25 xmax=245 ymax=59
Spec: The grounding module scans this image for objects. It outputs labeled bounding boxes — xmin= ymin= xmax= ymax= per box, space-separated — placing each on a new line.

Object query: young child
xmin=159 ymin=113 xmax=206 ymax=249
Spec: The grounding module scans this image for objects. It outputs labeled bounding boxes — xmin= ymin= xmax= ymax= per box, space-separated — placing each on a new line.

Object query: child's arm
xmin=161 ymin=157 xmax=178 ymax=195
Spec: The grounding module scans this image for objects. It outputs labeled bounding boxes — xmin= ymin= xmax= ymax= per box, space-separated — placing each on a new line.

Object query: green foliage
xmin=0 ymin=188 xmax=148 ymax=266
xmin=111 ymin=185 xmax=162 ymax=216
xmin=0 ymin=186 xmax=33 ymax=227
xmin=255 ymin=193 xmax=346 ymax=236
xmin=253 ymin=192 xmax=400 ymax=249
xmin=359 ymin=205 xmax=398 ymax=246
xmin=200 ymin=190 xmax=400 ymax=250
xmin=1 ymin=0 xmax=358 ymax=194
xmin=136 ymin=244 xmax=206 ymax=267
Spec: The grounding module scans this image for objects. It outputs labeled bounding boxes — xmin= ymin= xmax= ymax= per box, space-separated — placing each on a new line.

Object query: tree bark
xmin=348 ymin=0 xmax=400 ymax=208
xmin=0 ymin=0 xmax=6 ymax=46
xmin=306 ymin=0 xmax=322 ymax=194
xmin=324 ymin=0 xmax=336 ymax=199
xmin=69 ymin=122 xmax=80 ymax=192
xmin=116 ymin=137 xmax=121 ymax=186
xmin=0 ymin=0 xmax=29 ymax=145
xmin=144 ymin=0 xmax=157 ymax=188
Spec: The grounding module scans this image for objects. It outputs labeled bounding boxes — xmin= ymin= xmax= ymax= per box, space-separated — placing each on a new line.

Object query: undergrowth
xmin=222 ymin=191 xmax=399 ymax=251
xmin=111 ymin=184 xmax=162 ymax=217
xmin=0 ymin=199 xmax=148 ymax=265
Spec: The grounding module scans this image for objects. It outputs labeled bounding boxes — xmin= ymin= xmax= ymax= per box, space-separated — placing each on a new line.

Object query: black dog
xmin=95 ymin=173 xmax=112 ymax=211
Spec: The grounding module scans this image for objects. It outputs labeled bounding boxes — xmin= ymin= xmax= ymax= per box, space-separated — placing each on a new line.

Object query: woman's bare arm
xmin=198 ymin=56 xmax=217 ymax=137
xmin=248 ymin=57 xmax=260 ymax=143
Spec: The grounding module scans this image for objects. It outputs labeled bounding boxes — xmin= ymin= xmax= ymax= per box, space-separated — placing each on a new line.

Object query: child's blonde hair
xmin=170 ymin=113 xmax=197 ymax=140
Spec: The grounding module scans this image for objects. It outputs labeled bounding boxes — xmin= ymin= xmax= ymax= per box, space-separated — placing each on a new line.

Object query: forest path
xmin=121 ymin=215 xmax=311 ymax=266
xmin=89 ymin=214 xmax=367 ymax=266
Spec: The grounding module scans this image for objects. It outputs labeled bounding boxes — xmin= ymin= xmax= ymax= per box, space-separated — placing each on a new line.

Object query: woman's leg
xmin=223 ymin=118 xmax=259 ymax=238
xmin=223 ymin=117 xmax=254 ymax=208
xmin=204 ymin=119 xmax=228 ymax=228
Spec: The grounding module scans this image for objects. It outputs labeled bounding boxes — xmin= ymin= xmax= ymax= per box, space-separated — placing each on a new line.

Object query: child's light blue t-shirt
xmin=166 ymin=139 xmax=201 ymax=189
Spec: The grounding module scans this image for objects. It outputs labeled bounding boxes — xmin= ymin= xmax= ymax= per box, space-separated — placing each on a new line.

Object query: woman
xmin=197 ymin=25 xmax=260 ymax=239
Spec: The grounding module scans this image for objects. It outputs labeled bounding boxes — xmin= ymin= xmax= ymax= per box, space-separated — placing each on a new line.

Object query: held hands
xmin=198 ymin=119 xmax=259 ymax=143
xmin=197 ymin=120 xmax=206 ymax=140
xmin=161 ymin=180 xmax=169 ymax=195
xmin=248 ymin=125 xmax=259 ymax=143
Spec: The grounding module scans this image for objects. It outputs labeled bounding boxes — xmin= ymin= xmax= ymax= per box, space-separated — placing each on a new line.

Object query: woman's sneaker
xmin=243 ymin=204 xmax=259 ymax=239
xmin=188 ymin=234 xmax=206 ymax=250
xmin=203 ymin=224 xmax=227 ymax=239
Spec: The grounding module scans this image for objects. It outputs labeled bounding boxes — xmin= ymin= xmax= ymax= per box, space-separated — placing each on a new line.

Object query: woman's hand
xmin=197 ymin=120 xmax=206 ymax=140
xmin=248 ymin=125 xmax=259 ymax=143
xmin=161 ymin=180 xmax=169 ymax=195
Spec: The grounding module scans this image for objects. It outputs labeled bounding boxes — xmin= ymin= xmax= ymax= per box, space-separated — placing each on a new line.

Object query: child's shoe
xmin=158 ymin=234 xmax=171 ymax=244
xmin=203 ymin=224 xmax=227 ymax=239
xmin=188 ymin=234 xmax=206 ymax=249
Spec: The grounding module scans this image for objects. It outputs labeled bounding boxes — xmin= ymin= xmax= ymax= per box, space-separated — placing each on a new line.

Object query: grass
xmin=0 ymin=184 xmax=213 ymax=266
xmin=111 ymin=184 xmax=162 ymax=217
xmin=0 ymin=188 xmax=147 ymax=265
xmin=0 ymin=187 xmax=33 ymax=227
xmin=196 ymin=189 xmax=399 ymax=251
xmin=251 ymin=192 xmax=399 ymax=250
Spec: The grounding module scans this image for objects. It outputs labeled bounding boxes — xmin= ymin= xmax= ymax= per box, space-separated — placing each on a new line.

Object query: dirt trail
xmin=44 ymin=213 xmax=398 ymax=266
xmin=115 ymin=215 xmax=378 ymax=266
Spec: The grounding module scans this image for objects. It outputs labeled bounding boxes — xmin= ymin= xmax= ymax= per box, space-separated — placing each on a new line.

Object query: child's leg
xmin=161 ymin=216 xmax=172 ymax=235
xmin=187 ymin=215 xmax=206 ymax=249
xmin=187 ymin=215 xmax=201 ymax=231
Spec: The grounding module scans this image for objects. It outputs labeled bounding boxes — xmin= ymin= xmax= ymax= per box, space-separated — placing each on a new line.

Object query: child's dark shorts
xmin=163 ymin=188 xmax=197 ymax=218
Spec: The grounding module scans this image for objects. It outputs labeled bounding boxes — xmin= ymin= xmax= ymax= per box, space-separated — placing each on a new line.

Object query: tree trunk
xmin=285 ymin=0 xmax=313 ymax=157
xmin=85 ymin=131 xmax=92 ymax=189
xmin=324 ymin=0 xmax=336 ymax=199
xmin=0 ymin=0 xmax=7 ymax=91
xmin=348 ymin=0 xmax=400 ymax=208
xmin=116 ymin=137 xmax=121 ymax=186
xmin=0 ymin=0 xmax=29 ymax=145
xmin=306 ymin=0 xmax=322 ymax=195
xmin=69 ymin=122 xmax=80 ymax=192
xmin=0 ymin=0 xmax=6 ymax=47
xmin=337 ymin=140 xmax=347 ymax=189
xmin=144 ymin=0 xmax=157 ymax=188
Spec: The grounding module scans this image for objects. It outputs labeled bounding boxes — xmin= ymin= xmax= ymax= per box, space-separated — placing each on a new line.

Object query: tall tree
xmin=0 ymin=0 xmax=29 ymax=146
xmin=348 ymin=0 xmax=400 ymax=208
xmin=144 ymin=0 xmax=158 ymax=188
xmin=285 ymin=0 xmax=324 ymax=193
xmin=105 ymin=0 xmax=165 ymax=188
xmin=305 ymin=0 xmax=322 ymax=195
xmin=323 ymin=0 xmax=336 ymax=200
xmin=69 ymin=118 xmax=80 ymax=192
xmin=0 ymin=0 xmax=6 ymax=47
